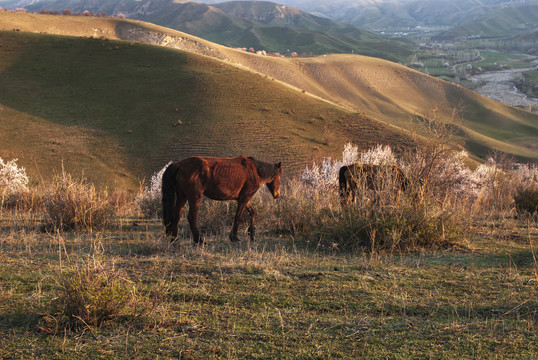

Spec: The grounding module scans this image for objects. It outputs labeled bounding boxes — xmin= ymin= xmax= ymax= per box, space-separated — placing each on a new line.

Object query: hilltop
xmin=266 ymin=0 xmax=533 ymax=31
xmin=1 ymin=12 xmax=537 ymax=188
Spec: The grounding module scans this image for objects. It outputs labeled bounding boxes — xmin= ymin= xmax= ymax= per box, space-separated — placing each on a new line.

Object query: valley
xmin=470 ymin=64 xmax=538 ymax=108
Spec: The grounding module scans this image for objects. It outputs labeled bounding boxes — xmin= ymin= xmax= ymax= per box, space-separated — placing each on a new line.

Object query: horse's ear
xmin=277 ymin=162 xmax=282 ymax=169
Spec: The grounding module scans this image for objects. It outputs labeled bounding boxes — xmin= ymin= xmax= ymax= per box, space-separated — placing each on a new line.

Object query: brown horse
xmin=339 ymin=163 xmax=409 ymax=205
xmin=162 ymin=156 xmax=282 ymax=244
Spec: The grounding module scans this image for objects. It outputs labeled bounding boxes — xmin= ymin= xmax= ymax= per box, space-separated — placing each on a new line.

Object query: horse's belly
xmin=203 ymin=188 xmax=239 ymax=201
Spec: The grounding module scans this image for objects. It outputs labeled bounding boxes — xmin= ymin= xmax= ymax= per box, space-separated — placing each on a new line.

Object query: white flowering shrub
xmin=300 ymin=143 xmax=402 ymax=193
xmin=0 ymin=157 xmax=30 ymax=208
xmin=136 ymin=161 xmax=172 ymax=218
xmin=301 ymin=143 xmax=360 ymax=191
xmin=358 ymin=144 xmax=397 ymax=166
xmin=512 ymin=163 xmax=538 ymax=187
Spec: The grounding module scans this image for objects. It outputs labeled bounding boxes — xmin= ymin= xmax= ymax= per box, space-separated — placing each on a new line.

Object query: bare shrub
xmin=287 ymin=116 xmax=477 ymax=251
xmin=48 ymin=256 xmax=160 ymax=331
xmin=44 ymin=172 xmax=114 ymax=231
xmin=514 ymin=184 xmax=538 ymax=216
xmin=327 ymin=191 xmax=470 ymax=251
xmin=272 ymin=179 xmax=339 ymax=237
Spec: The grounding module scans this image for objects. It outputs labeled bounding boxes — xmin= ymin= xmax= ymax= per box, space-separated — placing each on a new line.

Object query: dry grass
xmin=0 ymin=210 xmax=536 ymax=358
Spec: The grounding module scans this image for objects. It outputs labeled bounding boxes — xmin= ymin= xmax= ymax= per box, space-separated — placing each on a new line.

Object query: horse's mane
xmin=248 ymin=157 xmax=277 ymax=179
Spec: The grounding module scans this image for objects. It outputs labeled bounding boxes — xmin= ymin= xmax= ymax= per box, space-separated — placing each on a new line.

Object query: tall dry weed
xmin=46 ymin=255 xmax=162 ymax=331
xmin=44 ymin=172 xmax=114 ymax=231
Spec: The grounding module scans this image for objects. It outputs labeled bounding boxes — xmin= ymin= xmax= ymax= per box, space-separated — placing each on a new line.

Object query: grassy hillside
xmin=436 ymin=4 xmax=538 ymax=40
xmin=277 ymin=0 xmax=512 ymax=30
xmin=11 ymin=0 xmax=414 ymax=61
xmin=0 ymin=26 xmax=408 ymax=189
xmin=1 ymin=12 xmax=537 ymax=189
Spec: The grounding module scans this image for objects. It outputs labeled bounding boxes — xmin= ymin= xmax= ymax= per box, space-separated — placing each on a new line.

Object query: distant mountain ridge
xmin=435 ymin=4 xmax=538 ymax=40
xmin=262 ymin=0 xmax=536 ymax=31
xmin=0 ymin=0 xmax=413 ymax=60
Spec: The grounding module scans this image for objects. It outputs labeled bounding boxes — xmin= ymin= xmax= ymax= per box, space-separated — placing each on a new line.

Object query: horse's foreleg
xmin=246 ymin=202 xmax=256 ymax=241
xmin=230 ymin=200 xmax=247 ymax=242
xmin=187 ymin=196 xmax=203 ymax=245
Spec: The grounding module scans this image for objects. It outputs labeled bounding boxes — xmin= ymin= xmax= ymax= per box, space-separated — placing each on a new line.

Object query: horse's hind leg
xmin=246 ymin=202 xmax=256 ymax=242
xmin=187 ymin=195 xmax=203 ymax=245
xmin=170 ymin=193 xmax=186 ymax=241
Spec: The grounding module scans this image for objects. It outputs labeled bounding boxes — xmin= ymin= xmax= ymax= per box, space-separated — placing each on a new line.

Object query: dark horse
xmin=339 ymin=163 xmax=409 ymax=205
xmin=162 ymin=156 xmax=282 ymax=244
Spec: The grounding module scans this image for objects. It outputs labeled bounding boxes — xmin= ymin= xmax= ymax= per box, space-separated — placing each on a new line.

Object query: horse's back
xmin=175 ymin=156 xmax=255 ymax=200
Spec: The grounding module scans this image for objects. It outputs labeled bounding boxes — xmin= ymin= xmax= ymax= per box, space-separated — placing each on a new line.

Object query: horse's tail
xmin=339 ymin=165 xmax=349 ymax=199
xmin=162 ymin=162 xmax=179 ymax=236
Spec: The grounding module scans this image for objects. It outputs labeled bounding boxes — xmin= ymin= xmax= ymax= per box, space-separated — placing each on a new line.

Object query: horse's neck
xmin=250 ymin=158 xmax=274 ymax=182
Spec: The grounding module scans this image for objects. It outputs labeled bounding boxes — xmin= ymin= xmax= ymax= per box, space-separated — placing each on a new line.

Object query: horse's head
xmin=266 ymin=162 xmax=282 ymax=199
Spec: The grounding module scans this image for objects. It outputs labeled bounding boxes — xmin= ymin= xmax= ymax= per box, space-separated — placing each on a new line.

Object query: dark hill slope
xmin=0 ymin=29 xmax=408 ymax=189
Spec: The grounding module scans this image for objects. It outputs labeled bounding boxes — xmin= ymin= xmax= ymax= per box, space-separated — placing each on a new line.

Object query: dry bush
xmin=44 ymin=172 xmax=115 ymax=231
xmin=328 ymin=189 xmax=469 ymax=252
xmin=279 ymin=111 xmax=476 ymax=252
xmin=47 ymin=256 xmax=161 ymax=331
xmin=514 ymin=184 xmax=538 ymax=216
xmin=272 ymin=179 xmax=339 ymax=237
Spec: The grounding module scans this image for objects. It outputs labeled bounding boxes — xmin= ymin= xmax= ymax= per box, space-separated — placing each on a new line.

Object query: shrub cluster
xmin=48 ymin=257 xmax=157 ymax=331
xmin=284 ymin=140 xmax=537 ymax=251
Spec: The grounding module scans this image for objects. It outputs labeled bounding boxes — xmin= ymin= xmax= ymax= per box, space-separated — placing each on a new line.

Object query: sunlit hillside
xmin=0 ymin=13 xmax=413 ymax=189
xmin=1 ymin=12 xmax=537 ymax=189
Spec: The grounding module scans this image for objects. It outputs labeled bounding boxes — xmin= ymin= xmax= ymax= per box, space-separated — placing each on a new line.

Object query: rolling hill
xmin=260 ymin=0 xmax=534 ymax=31
xmin=0 ymin=0 xmax=414 ymax=61
xmin=1 ymin=12 xmax=537 ymax=189
xmin=0 ymin=13 xmax=412 ymax=189
xmin=435 ymin=4 xmax=538 ymax=40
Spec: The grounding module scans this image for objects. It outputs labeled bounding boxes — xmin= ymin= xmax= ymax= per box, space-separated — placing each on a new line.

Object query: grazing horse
xmin=339 ymin=164 xmax=409 ymax=205
xmin=162 ymin=156 xmax=282 ymax=244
